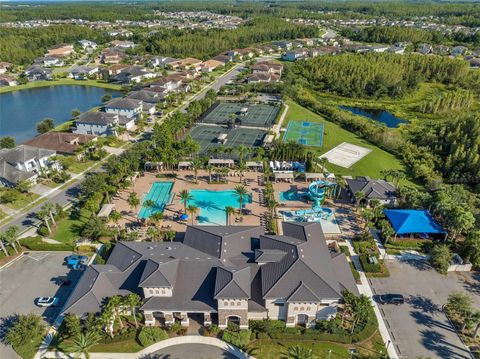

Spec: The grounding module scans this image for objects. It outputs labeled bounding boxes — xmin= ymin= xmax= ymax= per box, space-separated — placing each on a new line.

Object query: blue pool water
xmin=188 ymin=189 xmax=252 ymax=225
xmin=340 ymin=106 xmax=407 ymax=128
xmin=279 ymin=190 xmax=304 ymax=202
xmin=138 ymin=182 xmax=174 ymax=219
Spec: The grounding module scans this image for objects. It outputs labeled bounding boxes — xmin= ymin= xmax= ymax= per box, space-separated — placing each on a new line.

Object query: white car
xmin=35 ymin=297 xmax=59 ymax=307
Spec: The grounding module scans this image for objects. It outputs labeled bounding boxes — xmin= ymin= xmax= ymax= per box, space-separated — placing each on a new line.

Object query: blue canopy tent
xmin=384 ymin=209 xmax=446 ymax=239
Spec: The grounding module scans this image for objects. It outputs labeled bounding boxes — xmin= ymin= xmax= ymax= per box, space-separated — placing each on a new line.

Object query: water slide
xmin=294 ymin=180 xmax=337 ymax=219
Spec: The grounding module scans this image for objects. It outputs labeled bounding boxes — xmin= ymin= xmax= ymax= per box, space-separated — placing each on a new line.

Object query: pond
xmin=0 ymin=85 xmax=121 ymax=143
xmin=340 ymin=106 xmax=407 ymax=128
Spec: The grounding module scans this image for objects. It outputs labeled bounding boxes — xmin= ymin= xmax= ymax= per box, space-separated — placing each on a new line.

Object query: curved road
xmin=151 ymin=343 xmax=238 ymax=359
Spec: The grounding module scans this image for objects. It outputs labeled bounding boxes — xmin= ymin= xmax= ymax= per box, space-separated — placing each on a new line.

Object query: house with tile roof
xmin=63 ymin=222 xmax=358 ymax=329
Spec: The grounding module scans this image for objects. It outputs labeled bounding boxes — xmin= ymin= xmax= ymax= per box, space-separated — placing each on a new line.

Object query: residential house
xmin=24 ymin=66 xmax=53 ymax=81
xmin=417 ymin=43 xmax=432 ymax=55
xmin=127 ymin=90 xmax=165 ymax=104
xmin=251 ymin=62 xmax=283 ymax=76
xmin=146 ymin=74 xmax=183 ymax=93
xmin=110 ymin=66 xmax=157 ymax=84
xmin=150 ymin=57 xmax=181 ymax=68
xmin=451 ymin=46 xmax=467 ymax=57
xmin=226 ymin=48 xmax=254 ymax=60
xmin=36 ymin=56 xmax=65 ymax=67
xmin=200 ymin=59 xmax=224 ymax=73
xmin=0 ymin=75 xmax=18 ymax=87
xmin=388 ymin=46 xmax=405 ymax=54
xmin=433 ymin=45 xmax=450 ymax=55
xmin=62 ymin=222 xmax=358 ymax=329
xmin=272 ymin=41 xmax=292 ymax=51
xmin=297 ymin=38 xmax=314 ymax=47
xmin=111 ymin=40 xmax=136 ymax=49
xmin=370 ymin=45 xmax=389 ymax=53
xmin=0 ymin=62 xmax=13 ymax=74
xmin=78 ymin=40 xmax=98 ymax=50
xmin=177 ymin=58 xmax=203 ymax=71
xmin=101 ymin=64 xmax=130 ymax=80
xmin=46 ymin=43 xmax=74 ymax=57
xmin=246 ymin=73 xmax=280 ymax=84
xmin=101 ymin=48 xmax=127 ymax=64
xmin=345 ymin=176 xmax=397 ymax=206
xmin=108 ymin=29 xmax=133 ymax=37
xmin=281 ymin=49 xmax=308 ymax=62
xmin=68 ymin=66 xmax=99 ymax=80
xmin=0 ymin=145 xmax=57 ymax=187
xmin=23 ymin=132 xmax=97 ymax=156
xmin=74 ymin=112 xmax=120 ymax=137
xmin=212 ymin=55 xmax=232 ymax=64
xmin=104 ymin=98 xmax=143 ymax=119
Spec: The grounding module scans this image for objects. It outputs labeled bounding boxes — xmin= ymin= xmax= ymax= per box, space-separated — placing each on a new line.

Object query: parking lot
xmin=370 ymin=258 xmax=479 ymax=359
xmin=0 ymin=252 xmax=83 ymax=359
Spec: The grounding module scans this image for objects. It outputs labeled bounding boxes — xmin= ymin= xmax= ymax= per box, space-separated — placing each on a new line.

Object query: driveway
xmin=0 ymin=252 xmax=82 ymax=359
xmin=151 ymin=344 xmax=238 ymax=359
xmin=370 ymin=258 xmax=479 ymax=359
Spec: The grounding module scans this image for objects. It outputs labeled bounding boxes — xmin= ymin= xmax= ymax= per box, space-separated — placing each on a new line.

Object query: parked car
xmin=58 ymin=278 xmax=72 ymax=286
xmin=35 ymin=297 xmax=59 ymax=307
xmin=65 ymin=255 xmax=88 ymax=264
xmin=377 ymin=294 xmax=405 ymax=305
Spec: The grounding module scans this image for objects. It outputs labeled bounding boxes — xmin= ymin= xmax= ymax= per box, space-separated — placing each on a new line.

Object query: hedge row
xmin=269 ymin=331 xmax=353 ymax=344
xmin=20 ymin=236 xmax=74 ymax=251
xmin=222 ymin=329 xmax=251 ymax=347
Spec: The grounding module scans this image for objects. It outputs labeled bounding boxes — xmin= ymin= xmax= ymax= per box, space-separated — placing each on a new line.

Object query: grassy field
xmin=284 ymin=100 xmax=411 ymax=182
xmin=56 ymin=155 xmax=97 ymax=174
xmin=51 ymin=209 xmax=91 ymax=244
xmin=0 ymin=78 xmax=122 ymax=94
xmin=0 ymin=189 xmax=41 ymax=210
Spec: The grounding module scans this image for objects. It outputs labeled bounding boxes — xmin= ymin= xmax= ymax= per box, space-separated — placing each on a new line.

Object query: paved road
xmin=370 ymin=258 xmax=479 ymax=359
xmin=0 ymin=178 xmax=82 ymax=233
xmin=151 ymin=344 xmax=238 ymax=359
xmin=0 ymin=252 xmax=81 ymax=359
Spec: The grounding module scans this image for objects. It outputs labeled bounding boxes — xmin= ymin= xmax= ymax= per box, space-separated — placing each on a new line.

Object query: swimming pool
xmin=281 ymin=210 xmax=341 ymax=234
xmin=279 ymin=190 xmax=305 ymax=202
xmin=138 ymin=182 xmax=174 ymax=219
xmin=188 ymin=189 xmax=252 ymax=225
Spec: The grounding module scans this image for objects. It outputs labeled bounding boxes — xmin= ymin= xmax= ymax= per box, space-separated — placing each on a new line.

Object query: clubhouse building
xmin=63 ymin=222 xmax=358 ymax=329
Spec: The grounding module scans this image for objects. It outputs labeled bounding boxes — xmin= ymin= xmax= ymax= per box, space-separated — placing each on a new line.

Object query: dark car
xmin=377 ymin=294 xmax=405 ymax=305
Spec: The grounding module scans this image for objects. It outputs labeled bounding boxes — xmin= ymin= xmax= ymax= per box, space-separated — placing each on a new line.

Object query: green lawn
xmin=90 ymin=339 xmax=144 ymax=353
xmin=0 ymin=78 xmax=122 ymax=94
xmin=250 ymin=340 xmax=349 ymax=359
xmin=284 ymin=100 xmax=412 ymax=183
xmin=0 ymin=189 xmax=40 ymax=210
xmin=56 ymin=155 xmax=96 ymax=174
xmin=51 ymin=209 xmax=91 ymax=244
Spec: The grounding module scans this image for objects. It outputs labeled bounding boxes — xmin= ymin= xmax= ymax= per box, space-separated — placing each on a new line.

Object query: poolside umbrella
xmin=180 ymin=214 xmax=189 ymax=221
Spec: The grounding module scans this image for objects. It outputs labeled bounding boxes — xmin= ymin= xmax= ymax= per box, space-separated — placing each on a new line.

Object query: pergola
xmin=178 ymin=161 xmax=192 ymax=170
xmin=274 ymin=172 xmax=294 ymax=183
xmin=208 ymin=159 xmax=234 ymax=168
xmin=246 ymin=161 xmax=264 ymax=171
xmin=305 ymin=172 xmax=325 ymax=182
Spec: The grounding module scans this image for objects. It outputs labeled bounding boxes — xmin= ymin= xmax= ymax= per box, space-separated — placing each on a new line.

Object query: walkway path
xmin=344 ymin=239 xmax=399 ymax=359
xmin=272 ymin=102 xmax=289 ymax=137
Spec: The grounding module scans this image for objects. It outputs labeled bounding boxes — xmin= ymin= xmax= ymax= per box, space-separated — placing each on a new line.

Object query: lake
xmin=340 ymin=106 xmax=407 ymax=128
xmin=0 ymin=85 xmax=121 ymax=143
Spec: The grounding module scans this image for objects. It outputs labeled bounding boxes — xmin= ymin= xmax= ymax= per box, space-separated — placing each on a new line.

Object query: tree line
xmin=414 ymin=90 xmax=475 ymax=115
xmin=284 ymin=52 xmax=478 ymax=99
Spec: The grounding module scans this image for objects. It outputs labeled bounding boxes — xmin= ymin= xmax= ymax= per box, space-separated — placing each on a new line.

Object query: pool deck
xmin=110 ymin=171 xmax=362 ymax=240
xmin=111 ymin=170 xmax=269 ymax=232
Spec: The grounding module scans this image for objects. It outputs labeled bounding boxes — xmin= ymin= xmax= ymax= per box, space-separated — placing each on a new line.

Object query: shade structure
xmin=384 ymin=209 xmax=445 ymax=235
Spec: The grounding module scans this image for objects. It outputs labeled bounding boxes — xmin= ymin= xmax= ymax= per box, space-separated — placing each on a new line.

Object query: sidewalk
xmin=344 ymin=239 xmax=399 ymax=359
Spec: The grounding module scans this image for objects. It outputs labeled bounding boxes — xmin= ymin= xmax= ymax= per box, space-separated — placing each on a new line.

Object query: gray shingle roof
xmin=346 ymin=176 xmax=397 ymax=201
xmin=254 ymin=249 xmax=287 ymax=263
xmin=287 ymin=281 xmax=321 ymax=302
xmin=0 ymin=145 xmax=55 ymax=165
xmin=77 ymin=112 xmax=118 ymax=125
xmin=214 ymin=266 xmax=250 ymax=299
xmin=138 ymin=258 xmax=179 ymax=288
xmin=105 ymin=98 xmax=142 ymax=110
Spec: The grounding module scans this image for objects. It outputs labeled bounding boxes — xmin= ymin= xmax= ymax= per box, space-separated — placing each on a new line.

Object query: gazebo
xmin=384 ymin=209 xmax=447 ymax=240
xmin=208 ymin=159 xmax=234 ymax=168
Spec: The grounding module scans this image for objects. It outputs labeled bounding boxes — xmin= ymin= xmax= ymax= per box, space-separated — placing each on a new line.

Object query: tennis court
xmin=201 ymin=102 xmax=280 ymax=128
xmin=189 ymin=125 xmax=268 ymax=154
xmin=319 ymin=142 xmax=372 ymax=168
xmin=283 ymin=121 xmax=324 ymax=147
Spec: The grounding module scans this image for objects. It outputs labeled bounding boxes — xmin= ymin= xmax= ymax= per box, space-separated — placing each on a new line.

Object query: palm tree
xmin=123 ymin=294 xmax=142 ymax=329
xmin=354 ymin=191 xmax=366 ymax=209
xmin=178 ymin=189 xmax=193 ymax=214
xmin=143 ymin=199 xmax=156 ymax=211
xmin=127 ymin=192 xmax=140 ymax=213
xmin=3 ymin=226 xmax=20 ymax=253
xmin=42 ymin=202 xmax=56 ymax=226
xmin=236 ymin=161 xmax=247 ymax=184
xmin=106 ymin=295 xmax=124 ymax=330
xmin=317 ymin=157 xmax=328 ymax=175
xmin=67 ymin=331 xmax=100 ymax=359
xmin=187 ymin=204 xmax=199 ymax=225
xmin=206 ymin=164 xmax=214 ymax=183
xmin=37 ymin=208 xmax=51 ymax=234
xmin=236 ymin=145 xmax=251 ymax=163
xmin=282 ymin=345 xmax=314 ymax=359
xmin=191 ymin=158 xmax=203 ymax=184
xmin=225 ymin=206 xmax=236 ymax=226
xmin=234 ymin=185 xmax=248 ymax=215
xmin=146 ymin=227 xmax=160 ymax=241
xmin=0 ymin=232 xmax=8 ymax=257
xmin=150 ymin=212 xmax=164 ymax=228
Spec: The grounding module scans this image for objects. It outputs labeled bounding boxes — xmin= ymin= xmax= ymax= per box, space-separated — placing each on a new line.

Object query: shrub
xmin=204 ymin=324 xmax=220 ymax=337
xmin=339 ymin=245 xmax=351 ymax=256
xmin=349 ymin=262 xmax=361 ymax=282
xmin=359 ymin=254 xmax=382 ymax=273
xmin=352 ymin=240 xmax=376 ymax=255
xmin=222 ymin=329 xmax=251 ymax=348
xmin=168 ymin=321 xmax=182 ymax=334
xmin=249 ymin=319 xmax=286 ymax=335
xmin=257 ymin=332 xmax=270 ymax=339
xmin=100 ymin=327 xmax=136 ymax=344
xmin=137 ymin=327 xmax=168 ymax=347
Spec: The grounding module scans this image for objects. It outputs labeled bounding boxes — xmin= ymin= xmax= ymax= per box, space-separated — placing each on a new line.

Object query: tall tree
xmin=225 ymin=206 xmax=236 ymax=226
xmin=234 ymin=185 xmax=248 ymax=215
xmin=123 ymin=294 xmax=142 ymax=329
xmin=178 ymin=189 xmax=193 ymax=214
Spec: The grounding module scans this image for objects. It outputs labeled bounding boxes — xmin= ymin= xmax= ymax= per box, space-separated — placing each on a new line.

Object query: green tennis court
xmin=189 ymin=125 xmax=268 ymax=155
xmin=283 ymin=121 xmax=324 ymax=147
xmin=201 ymin=102 xmax=280 ymax=128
